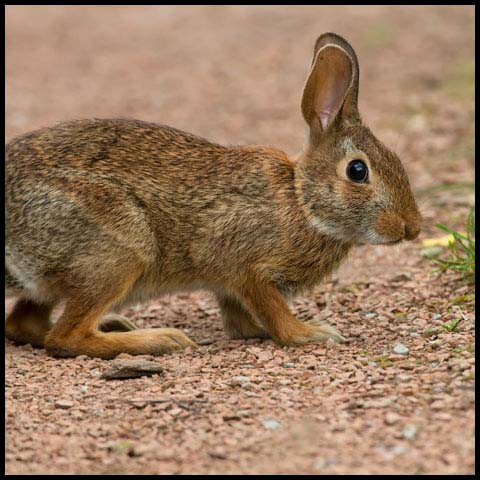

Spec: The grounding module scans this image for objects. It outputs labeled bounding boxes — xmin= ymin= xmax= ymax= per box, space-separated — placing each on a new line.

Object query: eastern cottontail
xmin=5 ymin=33 xmax=421 ymax=359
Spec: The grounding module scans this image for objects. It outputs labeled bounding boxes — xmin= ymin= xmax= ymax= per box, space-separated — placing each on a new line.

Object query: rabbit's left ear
xmin=301 ymin=33 xmax=360 ymax=133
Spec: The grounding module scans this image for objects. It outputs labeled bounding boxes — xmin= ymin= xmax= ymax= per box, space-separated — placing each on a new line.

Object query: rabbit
xmin=5 ymin=32 xmax=421 ymax=359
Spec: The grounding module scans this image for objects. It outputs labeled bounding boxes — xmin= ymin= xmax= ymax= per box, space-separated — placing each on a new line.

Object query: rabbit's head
xmin=296 ymin=33 xmax=421 ymax=245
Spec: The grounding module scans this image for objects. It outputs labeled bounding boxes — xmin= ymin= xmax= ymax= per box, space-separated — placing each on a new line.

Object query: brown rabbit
xmin=5 ymin=33 xmax=421 ymax=359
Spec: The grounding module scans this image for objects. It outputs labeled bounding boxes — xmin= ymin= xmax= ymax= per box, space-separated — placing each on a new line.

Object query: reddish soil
xmin=5 ymin=5 xmax=475 ymax=475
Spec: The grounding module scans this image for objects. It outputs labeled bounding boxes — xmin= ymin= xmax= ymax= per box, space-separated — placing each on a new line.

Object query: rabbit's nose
xmin=405 ymin=223 xmax=420 ymax=240
xmin=404 ymin=214 xmax=421 ymax=240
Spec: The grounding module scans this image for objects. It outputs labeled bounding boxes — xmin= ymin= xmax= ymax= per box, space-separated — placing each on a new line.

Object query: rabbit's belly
xmin=275 ymin=275 xmax=323 ymax=298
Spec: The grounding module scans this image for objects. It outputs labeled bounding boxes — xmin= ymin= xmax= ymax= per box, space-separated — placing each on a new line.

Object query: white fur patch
xmin=341 ymin=137 xmax=355 ymax=151
xmin=307 ymin=215 xmax=354 ymax=242
xmin=5 ymin=250 xmax=40 ymax=297
xmin=365 ymin=229 xmax=389 ymax=245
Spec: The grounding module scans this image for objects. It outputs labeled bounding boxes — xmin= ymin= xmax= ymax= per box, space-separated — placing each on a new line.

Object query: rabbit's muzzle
xmin=373 ymin=211 xmax=421 ymax=244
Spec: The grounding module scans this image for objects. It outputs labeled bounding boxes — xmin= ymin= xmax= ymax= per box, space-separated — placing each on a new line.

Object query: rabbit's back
xmin=5 ymin=118 xmax=229 ymax=184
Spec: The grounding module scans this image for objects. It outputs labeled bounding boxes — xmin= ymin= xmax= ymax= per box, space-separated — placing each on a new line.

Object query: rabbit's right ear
xmin=301 ymin=33 xmax=361 ymax=137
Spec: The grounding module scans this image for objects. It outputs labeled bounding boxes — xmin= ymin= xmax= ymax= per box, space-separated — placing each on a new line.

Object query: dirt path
xmin=5 ymin=5 xmax=475 ymax=474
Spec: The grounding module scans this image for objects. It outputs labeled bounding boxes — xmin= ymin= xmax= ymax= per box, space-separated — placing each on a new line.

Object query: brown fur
xmin=5 ymin=33 xmax=421 ymax=359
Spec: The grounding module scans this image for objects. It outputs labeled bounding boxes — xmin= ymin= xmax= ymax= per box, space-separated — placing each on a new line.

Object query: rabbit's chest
xmin=275 ymin=265 xmax=327 ymax=297
xmin=274 ymin=240 xmax=351 ymax=296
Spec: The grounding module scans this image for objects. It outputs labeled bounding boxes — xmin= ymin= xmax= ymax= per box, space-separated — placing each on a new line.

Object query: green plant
xmin=450 ymin=293 xmax=475 ymax=305
xmin=433 ymin=207 xmax=475 ymax=282
xmin=441 ymin=318 xmax=462 ymax=332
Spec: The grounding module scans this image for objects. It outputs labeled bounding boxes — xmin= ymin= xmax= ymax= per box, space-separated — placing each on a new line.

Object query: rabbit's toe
xmin=289 ymin=319 xmax=346 ymax=345
xmin=308 ymin=319 xmax=346 ymax=343
xmin=160 ymin=328 xmax=198 ymax=349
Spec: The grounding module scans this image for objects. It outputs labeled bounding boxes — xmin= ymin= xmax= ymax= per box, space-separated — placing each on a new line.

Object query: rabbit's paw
xmin=290 ymin=319 xmax=346 ymax=345
xmin=45 ymin=327 xmax=198 ymax=359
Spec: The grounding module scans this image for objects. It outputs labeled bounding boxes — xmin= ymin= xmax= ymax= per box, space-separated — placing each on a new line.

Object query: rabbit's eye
xmin=346 ymin=160 xmax=369 ymax=183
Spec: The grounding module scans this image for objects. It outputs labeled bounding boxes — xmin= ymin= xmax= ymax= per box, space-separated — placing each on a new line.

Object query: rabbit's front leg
xmin=239 ymin=279 xmax=345 ymax=345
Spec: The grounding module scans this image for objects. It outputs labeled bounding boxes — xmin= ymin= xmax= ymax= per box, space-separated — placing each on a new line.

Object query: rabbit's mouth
xmin=370 ymin=211 xmax=420 ymax=245
xmin=364 ymin=229 xmax=405 ymax=245
xmin=382 ymin=238 xmax=403 ymax=245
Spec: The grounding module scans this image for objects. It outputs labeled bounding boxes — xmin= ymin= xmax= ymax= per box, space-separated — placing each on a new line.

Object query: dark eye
xmin=346 ymin=159 xmax=369 ymax=183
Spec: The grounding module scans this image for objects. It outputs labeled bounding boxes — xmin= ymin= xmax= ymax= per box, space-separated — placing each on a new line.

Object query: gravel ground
xmin=5 ymin=5 xmax=475 ymax=475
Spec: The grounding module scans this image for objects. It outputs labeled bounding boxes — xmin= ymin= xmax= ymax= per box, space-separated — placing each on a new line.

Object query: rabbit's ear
xmin=301 ymin=33 xmax=360 ymax=134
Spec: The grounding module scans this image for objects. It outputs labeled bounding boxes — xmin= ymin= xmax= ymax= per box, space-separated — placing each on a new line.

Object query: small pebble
xmin=208 ymin=447 xmax=228 ymax=460
xmin=403 ymin=424 xmax=419 ymax=440
xmin=101 ymin=360 xmax=164 ymax=380
xmin=169 ymin=408 xmax=183 ymax=416
xmin=385 ymin=412 xmax=401 ymax=425
xmin=430 ymin=401 xmax=445 ymax=411
xmin=390 ymin=273 xmax=412 ymax=282
xmin=263 ymin=419 xmax=281 ymax=430
xmin=435 ymin=412 xmax=453 ymax=421
xmin=313 ymin=457 xmax=328 ymax=470
xmin=231 ymin=376 xmax=250 ymax=386
xmin=423 ymin=327 xmax=440 ymax=338
xmin=394 ymin=343 xmax=410 ymax=355
xmin=55 ymin=400 xmax=74 ymax=410
xmin=420 ymin=246 xmax=443 ymax=258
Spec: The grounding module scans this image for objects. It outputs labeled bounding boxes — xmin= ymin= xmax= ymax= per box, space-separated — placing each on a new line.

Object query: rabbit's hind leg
xmin=217 ymin=294 xmax=270 ymax=340
xmin=44 ymin=268 xmax=196 ymax=359
xmin=5 ymin=298 xmax=54 ymax=348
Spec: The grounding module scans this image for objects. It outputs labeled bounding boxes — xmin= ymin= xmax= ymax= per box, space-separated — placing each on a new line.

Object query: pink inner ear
xmin=312 ymin=46 xmax=353 ymax=131
xmin=318 ymin=109 xmax=332 ymax=131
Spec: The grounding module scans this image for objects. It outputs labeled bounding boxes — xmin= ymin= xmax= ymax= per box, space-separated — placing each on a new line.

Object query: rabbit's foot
xmin=46 ymin=328 xmax=198 ymax=360
xmin=5 ymin=298 xmax=53 ymax=348
xmin=288 ymin=319 xmax=346 ymax=345
xmin=238 ymin=281 xmax=344 ymax=346
xmin=99 ymin=314 xmax=138 ymax=333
